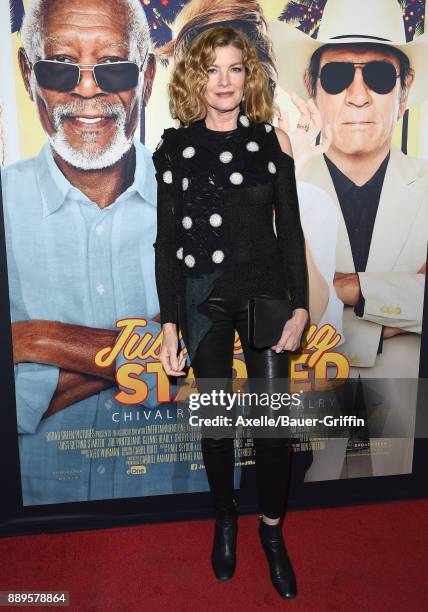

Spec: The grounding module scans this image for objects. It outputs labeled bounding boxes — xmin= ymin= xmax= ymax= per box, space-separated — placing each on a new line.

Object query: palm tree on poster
xmin=279 ymin=0 xmax=425 ymax=41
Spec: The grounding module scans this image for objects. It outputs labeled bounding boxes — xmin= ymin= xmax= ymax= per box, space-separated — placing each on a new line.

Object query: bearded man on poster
xmin=0 ymin=0 xmax=197 ymax=504
xmin=269 ymin=0 xmax=428 ymax=478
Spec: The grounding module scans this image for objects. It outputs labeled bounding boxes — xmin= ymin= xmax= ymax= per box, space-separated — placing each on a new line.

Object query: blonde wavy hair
xmin=169 ymin=26 xmax=274 ymax=125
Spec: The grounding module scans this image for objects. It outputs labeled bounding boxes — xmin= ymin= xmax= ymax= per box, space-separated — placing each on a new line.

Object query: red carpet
xmin=1 ymin=499 xmax=427 ymax=611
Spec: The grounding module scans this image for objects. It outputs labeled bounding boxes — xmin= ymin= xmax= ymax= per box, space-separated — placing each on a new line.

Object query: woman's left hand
xmin=271 ymin=308 xmax=309 ymax=353
xmin=276 ymin=97 xmax=332 ymax=178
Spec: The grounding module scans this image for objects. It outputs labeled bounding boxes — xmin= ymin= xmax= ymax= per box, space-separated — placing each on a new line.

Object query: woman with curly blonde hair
xmin=168 ymin=23 xmax=273 ymax=125
xmin=153 ymin=26 xmax=308 ymax=600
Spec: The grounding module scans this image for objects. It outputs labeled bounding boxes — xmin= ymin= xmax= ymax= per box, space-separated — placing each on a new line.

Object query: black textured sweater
xmin=152 ymin=115 xmax=308 ymax=359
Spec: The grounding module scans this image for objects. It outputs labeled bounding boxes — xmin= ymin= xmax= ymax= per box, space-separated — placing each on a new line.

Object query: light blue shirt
xmin=1 ymin=141 xmax=210 ymax=505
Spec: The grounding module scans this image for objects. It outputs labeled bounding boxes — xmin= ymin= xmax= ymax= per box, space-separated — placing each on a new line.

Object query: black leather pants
xmin=191 ymin=295 xmax=292 ymax=519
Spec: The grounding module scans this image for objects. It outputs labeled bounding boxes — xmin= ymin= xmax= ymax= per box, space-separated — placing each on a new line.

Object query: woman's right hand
xmin=160 ymin=323 xmax=187 ymax=376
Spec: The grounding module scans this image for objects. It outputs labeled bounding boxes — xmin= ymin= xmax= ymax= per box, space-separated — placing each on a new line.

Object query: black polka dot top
xmin=153 ymin=111 xmax=308 ymax=328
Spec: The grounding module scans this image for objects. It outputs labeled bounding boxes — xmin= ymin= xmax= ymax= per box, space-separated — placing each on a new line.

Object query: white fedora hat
xmin=268 ymin=0 xmax=428 ymax=107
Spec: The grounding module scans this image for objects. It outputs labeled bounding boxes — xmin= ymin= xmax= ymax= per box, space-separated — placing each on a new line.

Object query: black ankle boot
xmin=259 ymin=519 xmax=297 ymax=598
xmin=211 ymin=503 xmax=238 ymax=581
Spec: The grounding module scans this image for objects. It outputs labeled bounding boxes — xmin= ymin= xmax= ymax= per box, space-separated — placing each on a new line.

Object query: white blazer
xmin=300 ymin=147 xmax=428 ymax=375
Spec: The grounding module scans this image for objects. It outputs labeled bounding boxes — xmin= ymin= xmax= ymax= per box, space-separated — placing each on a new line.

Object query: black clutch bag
xmin=248 ymin=297 xmax=293 ymax=349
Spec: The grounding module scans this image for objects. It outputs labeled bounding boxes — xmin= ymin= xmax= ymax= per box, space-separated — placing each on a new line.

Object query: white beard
xmin=49 ymin=101 xmax=134 ymax=170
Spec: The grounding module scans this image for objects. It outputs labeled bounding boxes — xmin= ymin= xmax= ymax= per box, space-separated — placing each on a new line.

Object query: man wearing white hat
xmin=269 ymin=0 xmax=428 ymax=479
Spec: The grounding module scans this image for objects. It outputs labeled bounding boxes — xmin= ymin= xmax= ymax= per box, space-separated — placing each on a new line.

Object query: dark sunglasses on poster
xmin=319 ymin=60 xmax=400 ymax=95
xmin=22 ymin=49 xmax=146 ymax=93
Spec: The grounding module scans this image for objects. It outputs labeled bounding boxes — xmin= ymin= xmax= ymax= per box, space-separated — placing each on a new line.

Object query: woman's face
xmin=204 ymin=45 xmax=246 ymax=114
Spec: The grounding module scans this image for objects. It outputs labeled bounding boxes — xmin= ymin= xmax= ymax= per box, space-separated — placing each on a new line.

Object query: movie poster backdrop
xmin=1 ymin=0 xmax=427 ymax=532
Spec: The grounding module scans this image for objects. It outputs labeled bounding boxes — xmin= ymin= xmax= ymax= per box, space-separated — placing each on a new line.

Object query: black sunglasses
xmin=23 ymin=50 xmax=145 ymax=93
xmin=319 ymin=61 xmax=400 ymax=95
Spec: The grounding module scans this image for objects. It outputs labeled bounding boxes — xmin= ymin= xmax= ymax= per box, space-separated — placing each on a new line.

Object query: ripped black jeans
xmin=191 ymin=295 xmax=292 ymax=519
